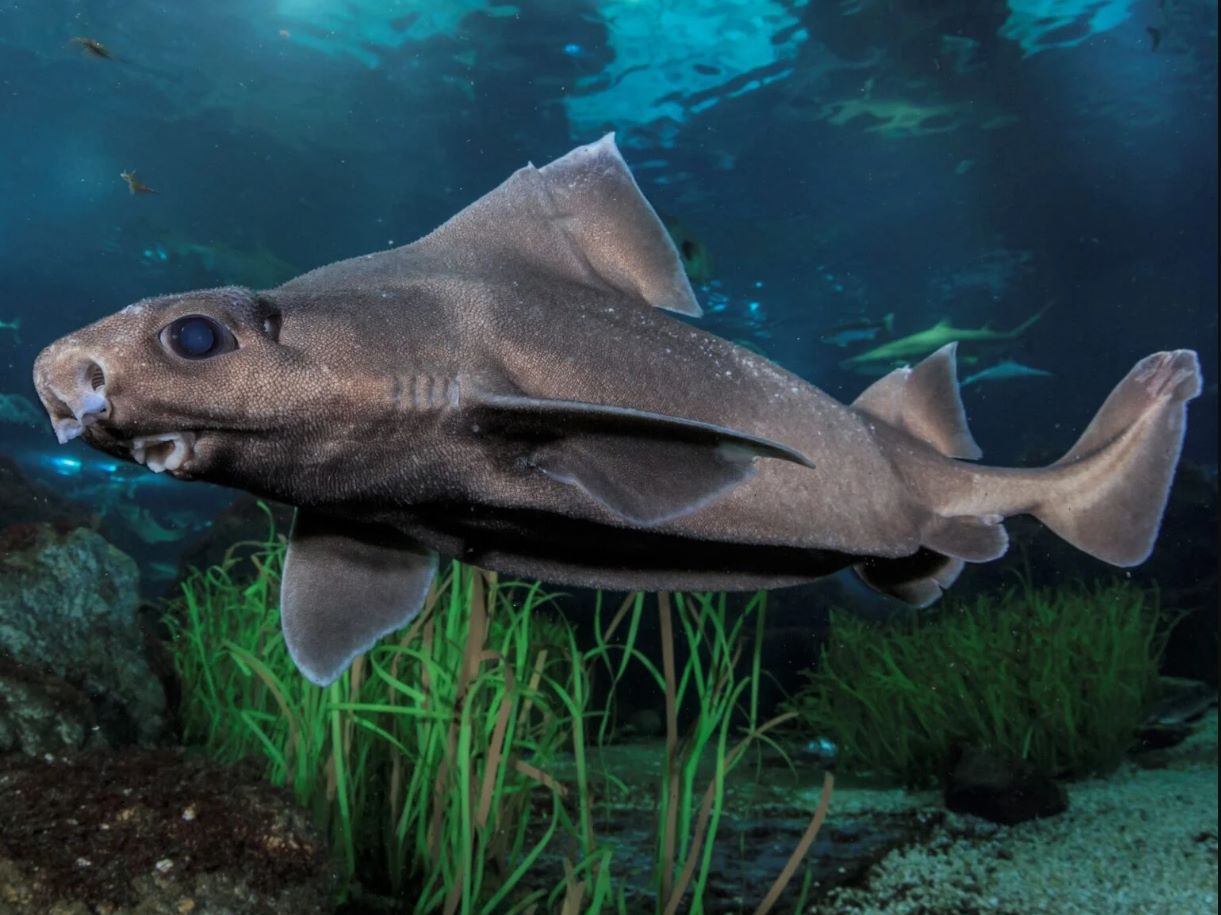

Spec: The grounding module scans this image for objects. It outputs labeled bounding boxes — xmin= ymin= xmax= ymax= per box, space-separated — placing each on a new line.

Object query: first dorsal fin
xmin=535 ymin=135 xmax=702 ymax=316
xmin=421 ymin=134 xmax=701 ymax=316
xmin=276 ymin=136 xmax=701 ymax=317
xmin=852 ymin=343 xmax=983 ymax=460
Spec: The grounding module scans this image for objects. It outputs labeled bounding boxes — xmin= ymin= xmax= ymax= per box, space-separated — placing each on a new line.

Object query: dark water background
xmin=0 ymin=0 xmax=1216 ymax=607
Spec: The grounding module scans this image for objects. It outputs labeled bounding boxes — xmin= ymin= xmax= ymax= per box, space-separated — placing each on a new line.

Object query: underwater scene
xmin=0 ymin=1 xmax=1217 ymax=913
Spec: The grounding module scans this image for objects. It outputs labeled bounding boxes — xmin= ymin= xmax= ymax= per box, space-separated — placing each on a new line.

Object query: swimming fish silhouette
xmin=960 ymin=359 xmax=1053 ymax=387
xmin=33 ymin=135 xmax=1202 ymax=685
xmin=839 ymin=310 xmax=1047 ymax=373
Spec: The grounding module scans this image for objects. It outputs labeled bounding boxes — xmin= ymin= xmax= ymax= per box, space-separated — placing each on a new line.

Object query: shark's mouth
xmin=131 ymin=432 xmax=197 ymax=474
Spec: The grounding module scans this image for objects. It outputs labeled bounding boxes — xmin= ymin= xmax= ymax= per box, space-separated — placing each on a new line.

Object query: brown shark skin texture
xmin=33 ymin=136 xmax=1202 ymax=601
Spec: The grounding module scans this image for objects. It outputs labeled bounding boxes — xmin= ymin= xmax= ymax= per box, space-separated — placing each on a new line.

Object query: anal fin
xmin=855 ymin=549 xmax=965 ymax=607
xmin=855 ymin=512 xmax=1007 ymax=607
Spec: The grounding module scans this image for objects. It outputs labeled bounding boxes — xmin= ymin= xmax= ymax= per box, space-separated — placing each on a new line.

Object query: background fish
xmin=819 ymin=312 xmax=895 ymax=348
xmin=840 ymin=308 xmax=1047 ymax=373
xmin=960 ymin=359 xmax=1052 ymax=386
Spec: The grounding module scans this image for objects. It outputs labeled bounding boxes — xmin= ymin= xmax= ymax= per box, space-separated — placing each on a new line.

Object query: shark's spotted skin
xmin=33 ymin=135 xmax=1202 ymax=685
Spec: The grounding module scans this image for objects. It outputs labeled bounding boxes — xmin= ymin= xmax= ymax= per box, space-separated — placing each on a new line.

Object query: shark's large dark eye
xmin=161 ymin=315 xmax=236 ymax=360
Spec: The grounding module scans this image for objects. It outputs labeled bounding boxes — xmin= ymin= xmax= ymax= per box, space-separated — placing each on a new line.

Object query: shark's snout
xmin=34 ymin=338 xmax=201 ymax=474
xmin=33 ymin=342 xmax=112 ymax=444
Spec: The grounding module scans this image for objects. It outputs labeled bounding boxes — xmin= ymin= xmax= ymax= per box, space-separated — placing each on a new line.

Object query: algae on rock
xmin=0 ymin=523 xmax=165 ymax=747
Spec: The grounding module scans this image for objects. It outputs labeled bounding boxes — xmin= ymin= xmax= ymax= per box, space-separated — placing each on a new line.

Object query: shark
xmin=32 ymin=135 xmax=1202 ymax=686
xmin=819 ymin=313 xmax=895 ymax=348
xmin=960 ymin=359 xmax=1052 ymax=387
xmin=839 ymin=309 xmax=1046 ymax=374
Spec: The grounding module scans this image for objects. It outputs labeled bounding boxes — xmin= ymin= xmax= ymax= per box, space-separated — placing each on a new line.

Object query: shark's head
xmin=32 ymin=285 xmax=340 ymax=494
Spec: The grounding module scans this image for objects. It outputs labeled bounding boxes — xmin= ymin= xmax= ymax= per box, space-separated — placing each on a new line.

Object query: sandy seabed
xmin=817 ymin=711 xmax=1219 ymax=915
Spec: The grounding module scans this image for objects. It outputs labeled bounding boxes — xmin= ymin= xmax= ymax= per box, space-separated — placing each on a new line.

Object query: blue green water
xmin=0 ymin=0 xmax=1216 ymax=589
xmin=0 ymin=3 xmax=1217 ymax=911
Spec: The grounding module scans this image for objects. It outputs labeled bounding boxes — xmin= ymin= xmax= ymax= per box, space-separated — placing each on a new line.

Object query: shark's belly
xmin=395 ymin=501 xmax=858 ymax=592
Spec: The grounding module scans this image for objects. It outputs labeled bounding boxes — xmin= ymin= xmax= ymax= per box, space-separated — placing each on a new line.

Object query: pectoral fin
xmin=532 ymin=435 xmax=763 ymax=525
xmin=472 ymin=390 xmax=813 ymax=525
xmin=281 ymin=511 xmax=437 ymax=686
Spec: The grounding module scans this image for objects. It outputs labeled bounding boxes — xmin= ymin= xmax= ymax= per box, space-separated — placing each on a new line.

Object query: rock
xmin=0 ymin=654 xmax=103 ymax=755
xmin=0 ymin=749 xmax=335 ymax=915
xmin=0 ymin=524 xmax=165 ymax=746
xmin=943 ymin=745 xmax=1068 ymax=825
xmin=621 ymin=707 xmax=664 ymax=738
xmin=1135 ymin=677 xmax=1219 ymax=752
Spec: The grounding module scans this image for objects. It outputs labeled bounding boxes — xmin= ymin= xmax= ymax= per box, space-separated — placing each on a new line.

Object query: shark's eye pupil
xmin=177 ymin=319 xmax=215 ymax=355
xmin=164 ymin=315 xmax=233 ymax=359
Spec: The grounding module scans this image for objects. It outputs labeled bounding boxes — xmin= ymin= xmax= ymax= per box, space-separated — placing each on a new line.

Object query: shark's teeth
xmin=131 ymin=432 xmax=196 ymax=473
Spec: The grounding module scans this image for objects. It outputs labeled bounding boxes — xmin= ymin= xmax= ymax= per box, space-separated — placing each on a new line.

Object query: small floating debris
xmin=70 ymin=36 xmax=113 ymax=60
xmin=120 ymin=170 xmax=157 ymax=195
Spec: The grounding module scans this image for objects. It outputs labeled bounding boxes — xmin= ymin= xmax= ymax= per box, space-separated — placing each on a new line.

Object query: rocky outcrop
xmin=943 ymin=744 xmax=1068 ymax=825
xmin=0 ymin=523 xmax=165 ymax=746
xmin=0 ymin=654 xmax=104 ymax=755
xmin=0 ymin=749 xmax=335 ymax=915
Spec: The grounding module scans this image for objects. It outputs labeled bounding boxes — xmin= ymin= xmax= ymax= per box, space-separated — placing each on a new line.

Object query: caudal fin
xmin=1034 ymin=350 xmax=1201 ymax=566
xmin=1001 ymin=300 xmax=1051 ymax=340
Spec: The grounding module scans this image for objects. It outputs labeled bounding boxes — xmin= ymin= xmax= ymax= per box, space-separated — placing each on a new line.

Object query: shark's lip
xmin=130 ymin=431 xmax=198 ymax=474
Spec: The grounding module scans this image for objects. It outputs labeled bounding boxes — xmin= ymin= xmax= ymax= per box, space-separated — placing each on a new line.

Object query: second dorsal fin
xmin=851 ymin=343 xmax=982 ymax=460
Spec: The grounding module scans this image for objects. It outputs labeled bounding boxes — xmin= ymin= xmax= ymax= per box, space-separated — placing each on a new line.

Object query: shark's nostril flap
xmin=75 ymin=390 xmax=108 ymax=422
xmin=33 ymin=348 xmax=113 ymax=442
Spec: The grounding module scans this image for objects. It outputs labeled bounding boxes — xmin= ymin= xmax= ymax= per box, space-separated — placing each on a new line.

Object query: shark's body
xmin=840 ymin=310 xmax=1044 ymax=373
xmin=33 ymin=136 xmax=1201 ymax=685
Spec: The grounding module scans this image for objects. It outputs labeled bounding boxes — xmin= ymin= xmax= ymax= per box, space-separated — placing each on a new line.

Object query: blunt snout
xmin=33 ymin=341 xmax=112 ymax=444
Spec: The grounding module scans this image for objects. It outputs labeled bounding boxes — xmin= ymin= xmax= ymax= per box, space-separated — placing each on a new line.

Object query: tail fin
xmin=1034 ymin=350 xmax=1201 ymax=566
xmin=1001 ymin=301 xmax=1051 ymax=340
